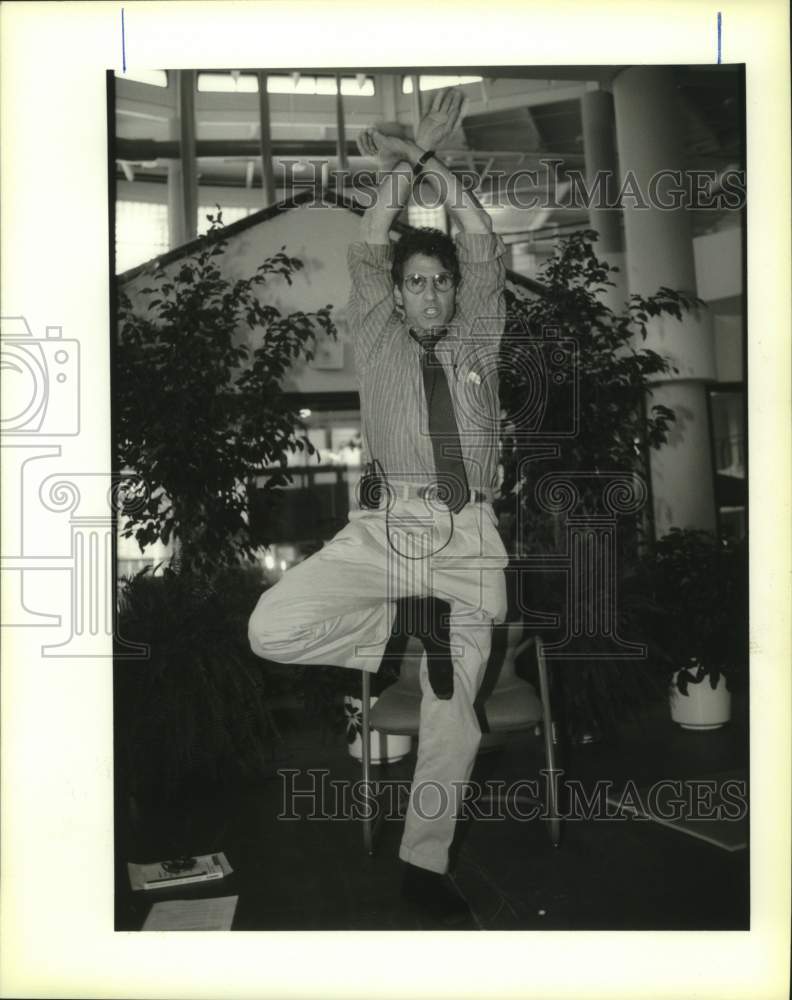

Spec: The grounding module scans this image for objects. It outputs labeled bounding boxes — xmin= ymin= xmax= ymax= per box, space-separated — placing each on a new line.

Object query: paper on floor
xmin=142 ymin=895 xmax=238 ymax=931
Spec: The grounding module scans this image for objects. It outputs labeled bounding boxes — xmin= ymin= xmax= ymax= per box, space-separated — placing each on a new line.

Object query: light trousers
xmin=248 ymin=497 xmax=508 ymax=874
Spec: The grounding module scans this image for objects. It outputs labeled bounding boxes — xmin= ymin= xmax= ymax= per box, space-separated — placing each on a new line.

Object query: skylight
xmin=197 ymin=73 xmax=375 ymax=96
xmin=402 ymin=75 xmax=482 ymax=94
xmin=114 ymin=70 xmax=169 ymax=88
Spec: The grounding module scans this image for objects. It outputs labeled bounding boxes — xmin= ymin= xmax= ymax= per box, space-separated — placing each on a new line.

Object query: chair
xmin=359 ymin=613 xmax=562 ymax=854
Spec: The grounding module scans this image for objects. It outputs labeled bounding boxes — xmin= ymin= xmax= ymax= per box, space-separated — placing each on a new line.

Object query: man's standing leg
xmin=398 ymin=606 xmax=492 ymax=874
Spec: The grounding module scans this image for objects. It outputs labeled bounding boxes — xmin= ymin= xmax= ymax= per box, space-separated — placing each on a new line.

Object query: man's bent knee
xmin=248 ymin=597 xmax=305 ymax=662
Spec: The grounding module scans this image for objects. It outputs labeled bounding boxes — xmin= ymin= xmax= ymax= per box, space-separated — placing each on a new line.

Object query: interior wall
xmin=693 ymin=225 xmax=742 ymax=303
xmin=693 ymin=226 xmax=744 ymax=383
xmin=119 ymin=199 xmax=745 ymax=390
xmin=121 ymin=204 xmax=364 ymax=394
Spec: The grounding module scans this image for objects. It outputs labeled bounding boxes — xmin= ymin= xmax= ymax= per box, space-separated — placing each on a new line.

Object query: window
xmin=283 ymin=421 xmax=362 ymax=470
xmin=251 ymin=413 xmax=362 ymax=545
xmin=197 ymin=72 xmax=259 ymax=94
xmin=508 ymin=241 xmax=551 ymax=278
xmin=115 ymin=200 xmax=169 ymax=273
xmin=402 ymin=75 xmax=482 ymax=94
xmin=709 ymin=388 xmax=746 ymax=541
xmin=114 ymin=70 xmax=168 ymax=88
xmin=197 ymin=72 xmax=375 ymax=96
xmin=407 ymin=199 xmax=447 ymax=232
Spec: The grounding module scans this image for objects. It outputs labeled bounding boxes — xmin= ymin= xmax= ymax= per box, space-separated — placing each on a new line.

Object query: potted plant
xmin=639 ymin=528 xmax=747 ymax=729
xmin=342 ymin=643 xmax=416 ymax=765
xmin=286 ymin=655 xmax=411 ymax=762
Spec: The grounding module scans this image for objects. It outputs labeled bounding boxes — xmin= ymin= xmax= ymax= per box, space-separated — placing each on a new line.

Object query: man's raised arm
xmin=406 ymin=88 xmax=492 ymax=235
xmin=355 ymin=129 xmax=413 ymax=244
xmin=356 ymin=90 xmax=490 ymax=235
xmin=345 ymin=132 xmax=414 ymax=369
xmin=408 ymin=89 xmax=505 ymax=335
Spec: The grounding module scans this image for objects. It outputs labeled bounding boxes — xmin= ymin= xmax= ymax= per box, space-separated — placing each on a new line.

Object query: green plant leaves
xmin=116 ymin=228 xmax=337 ymax=572
xmin=115 ymin=566 xmax=284 ymax=804
xmin=640 ymin=528 xmax=747 ymax=681
xmin=496 ymin=229 xmax=721 ymax=734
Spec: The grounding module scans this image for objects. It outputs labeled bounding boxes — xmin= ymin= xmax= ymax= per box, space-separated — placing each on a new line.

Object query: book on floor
xmin=127 ymin=852 xmax=233 ymax=891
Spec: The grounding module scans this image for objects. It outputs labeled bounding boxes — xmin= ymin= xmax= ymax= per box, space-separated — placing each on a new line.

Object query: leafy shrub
xmin=116 ymin=211 xmax=336 ymax=573
xmin=115 ymin=564 xmax=281 ymax=805
xmin=637 ymin=528 xmax=748 ymax=692
xmin=497 ymin=230 xmax=706 ymax=737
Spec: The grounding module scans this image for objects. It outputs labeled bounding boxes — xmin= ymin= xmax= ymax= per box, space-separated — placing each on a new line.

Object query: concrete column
xmin=166 ymin=121 xmax=184 ymax=248
xmin=167 ymin=70 xmax=198 ymax=246
xmin=256 ymin=73 xmax=277 ymax=207
xmin=178 ymin=70 xmax=198 ymax=243
xmin=379 ymin=72 xmax=399 ymax=122
xmin=335 ymin=73 xmax=349 ymax=181
xmin=410 ymin=75 xmax=422 ymax=135
xmin=580 ymin=89 xmax=626 ymax=311
xmin=612 ymin=66 xmax=717 ymax=536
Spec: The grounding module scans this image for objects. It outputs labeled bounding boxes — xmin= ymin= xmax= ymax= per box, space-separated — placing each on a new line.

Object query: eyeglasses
xmin=402 ymin=272 xmax=455 ymax=294
xmin=162 ymin=857 xmax=197 ymax=874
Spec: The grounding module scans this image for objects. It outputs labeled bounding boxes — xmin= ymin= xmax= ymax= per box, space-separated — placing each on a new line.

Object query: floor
xmin=115 ymin=692 xmax=749 ymax=932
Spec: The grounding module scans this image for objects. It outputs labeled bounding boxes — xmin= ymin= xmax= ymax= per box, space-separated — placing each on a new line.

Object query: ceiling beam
xmin=119 ymin=137 xmax=589 ymax=165
xmin=116 ymin=137 xmax=360 ymax=160
xmin=479 ymin=157 xmax=495 ymax=182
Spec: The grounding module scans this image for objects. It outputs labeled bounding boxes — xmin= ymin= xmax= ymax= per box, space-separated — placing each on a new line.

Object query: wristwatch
xmin=413 ymin=149 xmax=436 ymax=177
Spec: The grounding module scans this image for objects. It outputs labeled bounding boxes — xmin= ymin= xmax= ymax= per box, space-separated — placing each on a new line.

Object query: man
xmin=248 ymin=88 xmax=509 ymax=926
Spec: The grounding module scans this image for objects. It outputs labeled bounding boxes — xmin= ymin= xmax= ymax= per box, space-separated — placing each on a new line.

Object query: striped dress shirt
xmin=346 ymin=233 xmax=507 ymax=497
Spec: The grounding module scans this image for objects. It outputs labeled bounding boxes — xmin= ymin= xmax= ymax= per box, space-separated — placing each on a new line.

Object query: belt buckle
xmin=420 ymin=482 xmax=444 ymax=507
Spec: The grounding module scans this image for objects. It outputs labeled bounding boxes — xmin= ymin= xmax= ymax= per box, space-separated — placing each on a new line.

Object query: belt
xmin=385 ymin=482 xmax=493 ymax=506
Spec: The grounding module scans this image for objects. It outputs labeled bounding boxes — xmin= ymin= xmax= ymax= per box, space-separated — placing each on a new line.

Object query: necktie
xmin=420 ymin=337 xmax=470 ymax=513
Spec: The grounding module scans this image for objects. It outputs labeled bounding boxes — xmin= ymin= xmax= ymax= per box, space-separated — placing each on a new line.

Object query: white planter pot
xmin=344 ymin=695 xmax=412 ymax=764
xmin=669 ymin=670 xmax=731 ymax=730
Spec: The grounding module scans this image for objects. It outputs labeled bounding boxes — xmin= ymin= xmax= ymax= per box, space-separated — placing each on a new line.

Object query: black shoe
xmin=401 ymin=862 xmax=473 ymax=928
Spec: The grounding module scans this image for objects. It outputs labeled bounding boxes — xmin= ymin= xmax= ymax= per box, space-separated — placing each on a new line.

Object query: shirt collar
xmin=407 ymin=326 xmax=448 ymax=351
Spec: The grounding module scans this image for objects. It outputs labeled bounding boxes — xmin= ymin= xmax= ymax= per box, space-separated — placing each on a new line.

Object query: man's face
xmin=394 ymin=253 xmax=457 ymax=333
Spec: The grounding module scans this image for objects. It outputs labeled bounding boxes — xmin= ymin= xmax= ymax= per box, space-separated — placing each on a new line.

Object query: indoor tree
xmin=496 ymin=229 xmax=705 ymax=739
xmin=116 ymin=211 xmax=336 ymax=575
xmin=114 ymin=212 xmax=336 ymax=813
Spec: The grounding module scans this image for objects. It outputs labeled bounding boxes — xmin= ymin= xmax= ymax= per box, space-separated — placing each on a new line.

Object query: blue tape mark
xmin=122 ymin=8 xmax=126 ymax=72
xmin=717 ymin=11 xmax=722 ymax=64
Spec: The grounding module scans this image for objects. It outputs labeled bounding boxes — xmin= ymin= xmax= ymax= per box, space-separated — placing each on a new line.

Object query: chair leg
xmin=535 ymin=638 xmax=562 ymax=848
xmin=360 ymin=669 xmax=375 ymax=855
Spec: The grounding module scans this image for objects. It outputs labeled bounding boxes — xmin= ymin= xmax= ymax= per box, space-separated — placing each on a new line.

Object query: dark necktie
xmin=420 ymin=337 xmax=470 ymax=513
